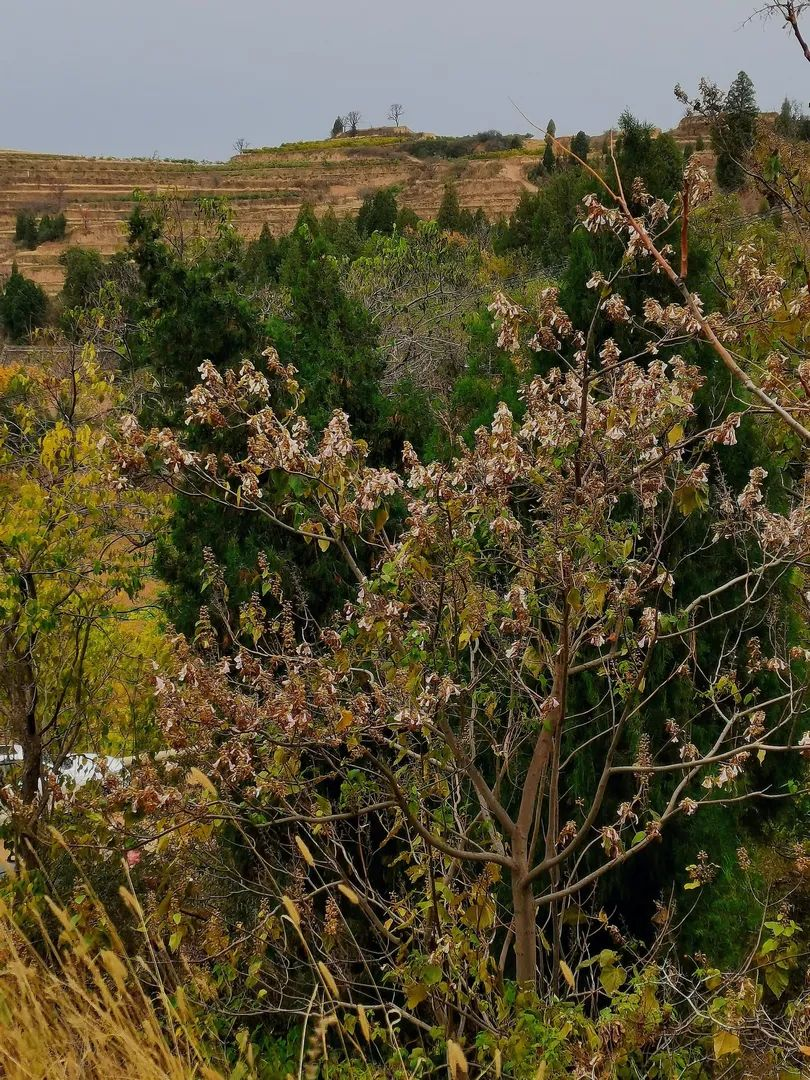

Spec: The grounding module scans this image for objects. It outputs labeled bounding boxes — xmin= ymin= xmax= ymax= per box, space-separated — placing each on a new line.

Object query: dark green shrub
xmin=357 ymin=187 xmax=398 ymax=236
xmin=405 ymin=131 xmax=524 ymax=159
xmin=38 ymin=212 xmax=67 ymax=243
xmin=14 ymin=211 xmax=39 ymax=250
xmin=59 ymin=247 xmax=106 ymax=309
xmin=0 ymin=264 xmax=48 ymax=341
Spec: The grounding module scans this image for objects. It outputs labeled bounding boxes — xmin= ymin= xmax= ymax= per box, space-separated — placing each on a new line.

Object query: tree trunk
xmin=20 ymin=715 xmax=42 ymax=806
xmin=6 ymin=571 xmax=42 ymax=861
xmin=511 ymin=866 xmax=537 ymax=990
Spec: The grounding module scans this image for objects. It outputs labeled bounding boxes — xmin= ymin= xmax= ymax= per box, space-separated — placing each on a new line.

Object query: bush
xmin=59 ymin=247 xmax=106 ymax=310
xmin=14 ymin=211 xmax=39 ymax=250
xmin=0 ymin=264 xmax=48 ymax=341
xmin=405 ymin=131 xmax=525 ymax=159
xmin=14 ymin=210 xmax=67 ymax=250
xmin=38 ymin=212 xmax=67 ymax=243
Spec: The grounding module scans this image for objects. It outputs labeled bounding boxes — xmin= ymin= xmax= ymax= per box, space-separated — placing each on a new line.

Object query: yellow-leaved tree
xmin=0 ymin=342 xmax=167 ymax=860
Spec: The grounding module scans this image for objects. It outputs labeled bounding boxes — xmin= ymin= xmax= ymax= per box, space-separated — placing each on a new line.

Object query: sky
xmin=3 ymin=0 xmax=808 ymax=161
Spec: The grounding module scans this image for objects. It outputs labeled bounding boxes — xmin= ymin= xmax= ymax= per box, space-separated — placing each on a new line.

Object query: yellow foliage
xmin=713 ymin=1029 xmax=740 ymax=1058
xmin=559 ymin=960 xmax=576 ymax=990
xmin=0 ymin=901 xmax=223 ymax=1079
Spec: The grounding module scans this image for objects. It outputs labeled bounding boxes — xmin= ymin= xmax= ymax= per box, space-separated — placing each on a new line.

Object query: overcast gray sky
xmin=3 ymin=0 xmax=807 ymax=160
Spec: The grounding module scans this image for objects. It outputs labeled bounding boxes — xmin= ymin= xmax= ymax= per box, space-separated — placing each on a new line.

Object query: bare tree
xmin=233 ymin=138 xmax=250 ymax=156
xmin=388 ymin=103 xmax=405 ymax=128
xmin=753 ymin=2 xmax=810 ymax=62
xmin=345 ymin=111 xmax=362 ymax=135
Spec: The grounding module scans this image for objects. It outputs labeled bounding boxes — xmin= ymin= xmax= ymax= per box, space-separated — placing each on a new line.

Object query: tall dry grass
xmin=0 ymin=894 xmax=224 ymax=1080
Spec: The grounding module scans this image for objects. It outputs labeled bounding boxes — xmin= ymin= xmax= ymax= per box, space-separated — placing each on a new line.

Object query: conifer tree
xmin=437 ymin=182 xmax=462 ymax=231
xmin=714 ymin=70 xmax=758 ymax=191
xmin=357 ymin=188 xmax=398 ymax=236
xmin=571 ymin=130 xmax=590 ymax=164
xmin=776 ymin=97 xmax=793 ymax=137
xmin=14 ymin=211 xmax=39 ymax=250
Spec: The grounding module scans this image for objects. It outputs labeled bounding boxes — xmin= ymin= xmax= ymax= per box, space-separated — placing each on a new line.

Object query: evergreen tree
xmin=14 ymin=211 xmax=39 ymax=250
xmin=243 ymin=223 xmax=281 ymax=283
xmin=0 ymin=264 xmax=48 ymax=342
xmin=317 ymin=207 xmax=363 ymax=259
xmin=59 ymin=247 xmax=106 ymax=310
xmin=776 ymin=97 xmax=795 ymax=138
xmin=157 ymin=214 xmax=392 ymax=635
xmin=617 ymin=110 xmax=683 ymax=200
xmin=436 ymin=182 xmax=462 ymax=231
xmin=276 ymin=225 xmax=385 ymax=439
xmin=571 ymin=130 xmax=590 ymax=164
xmin=713 ymin=70 xmax=758 ymax=191
xmin=543 ymin=124 xmax=556 ymax=174
xmin=496 ymin=168 xmax=592 ymax=264
xmin=773 ymin=96 xmax=810 ymax=140
xmin=331 ymin=116 xmax=344 ymax=138
xmin=37 ymin=212 xmax=66 ymax=243
xmin=396 ymin=205 xmax=420 ymax=232
xmin=356 ymin=188 xmax=398 ymax=237
xmin=125 ymin=202 xmax=261 ymax=406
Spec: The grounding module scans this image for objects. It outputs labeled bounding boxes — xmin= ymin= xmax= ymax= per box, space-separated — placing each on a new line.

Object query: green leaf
xmin=599 ymin=965 xmax=626 ymax=995
xmin=764 ymin=964 xmax=790 ymax=997
xmin=422 ymin=964 xmax=443 ymax=986
xmin=523 ymin=646 xmax=544 ymax=679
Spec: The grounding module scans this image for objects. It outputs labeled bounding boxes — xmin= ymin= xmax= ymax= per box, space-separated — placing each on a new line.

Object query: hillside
xmin=0 ymin=134 xmax=538 ymax=294
xmin=0 ymin=118 xmax=712 ymax=295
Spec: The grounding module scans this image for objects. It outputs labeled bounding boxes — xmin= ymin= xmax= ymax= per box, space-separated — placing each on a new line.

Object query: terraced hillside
xmin=0 ymin=133 xmax=548 ymax=294
xmin=0 ymin=117 xmax=717 ymax=296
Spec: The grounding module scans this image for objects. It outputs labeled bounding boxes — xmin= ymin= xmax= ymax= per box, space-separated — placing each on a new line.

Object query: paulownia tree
xmin=110 ymin=160 xmax=810 ymax=1001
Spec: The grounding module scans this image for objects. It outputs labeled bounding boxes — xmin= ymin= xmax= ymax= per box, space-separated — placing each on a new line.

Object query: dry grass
xmin=0 ymin=896 xmax=224 ymax=1080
